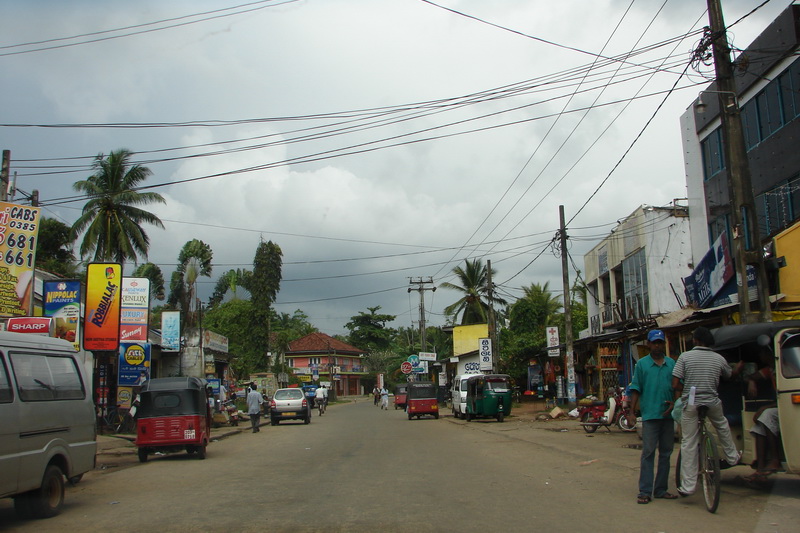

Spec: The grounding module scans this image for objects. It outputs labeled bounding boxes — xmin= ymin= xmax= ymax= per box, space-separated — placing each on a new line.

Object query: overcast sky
xmin=0 ymin=0 xmax=790 ymax=337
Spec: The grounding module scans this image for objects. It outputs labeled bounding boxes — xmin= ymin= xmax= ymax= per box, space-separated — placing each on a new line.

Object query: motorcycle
xmin=578 ymin=386 xmax=636 ymax=433
xmin=223 ymin=400 xmax=239 ymax=426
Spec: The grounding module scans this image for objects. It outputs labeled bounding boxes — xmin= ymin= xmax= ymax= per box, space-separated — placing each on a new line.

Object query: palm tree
xmin=440 ymin=259 xmax=507 ymax=325
xmin=519 ymin=281 xmax=563 ymax=325
xmin=71 ymin=149 xmax=166 ymax=265
xmin=168 ymin=239 xmax=213 ymax=328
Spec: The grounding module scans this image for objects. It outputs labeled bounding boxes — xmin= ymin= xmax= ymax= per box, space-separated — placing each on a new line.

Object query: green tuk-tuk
xmin=464 ymin=374 xmax=512 ymax=422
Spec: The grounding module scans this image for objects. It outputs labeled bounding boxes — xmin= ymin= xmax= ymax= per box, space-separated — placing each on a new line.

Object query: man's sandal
xmin=637 ymin=494 xmax=651 ymax=504
xmin=655 ymin=492 xmax=679 ymax=499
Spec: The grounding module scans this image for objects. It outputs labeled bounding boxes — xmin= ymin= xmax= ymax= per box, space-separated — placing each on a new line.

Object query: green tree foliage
xmin=168 ymin=239 xmax=213 ymax=329
xmin=35 ymin=217 xmax=80 ymax=277
xmin=440 ymin=259 xmax=507 ymax=325
xmin=70 ymin=149 xmax=165 ymax=265
xmin=250 ymin=240 xmax=283 ymax=369
xmin=132 ymin=262 xmax=166 ymax=302
xmin=203 ymin=299 xmax=261 ymax=379
xmin=345 ymin=306 xmax=397 ymax=352
xmin=209 ymin=268 xmax=252 ymax=307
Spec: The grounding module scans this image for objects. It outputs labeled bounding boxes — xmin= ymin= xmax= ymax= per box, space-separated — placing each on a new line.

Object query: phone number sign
xmin=0 ymin=203 xmax=41 ymax=318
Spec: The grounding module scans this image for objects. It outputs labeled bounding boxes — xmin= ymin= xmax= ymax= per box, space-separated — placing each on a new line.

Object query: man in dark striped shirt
xmin=672 ymin=327 xmax=741 ymax=496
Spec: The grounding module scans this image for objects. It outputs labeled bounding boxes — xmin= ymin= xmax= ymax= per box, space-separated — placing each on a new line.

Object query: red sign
xmin=400 ymin=361 xmax=413 ymax=374
xmin=6 ymin=317 xmax=54 ymax=336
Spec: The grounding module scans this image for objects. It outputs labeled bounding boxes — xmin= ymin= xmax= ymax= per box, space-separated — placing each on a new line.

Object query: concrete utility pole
xmin=1 ymin=150 xmax=9 ymax=202
xmin=486 ymin=260 xmax=498 ymax=373
xmin=706 ymin=0 xmax=772 ymax=323
xmin=559 ymin=206 xmax=576 ymax=403
xmin=408 ymin=277 xmax=435 ymax=351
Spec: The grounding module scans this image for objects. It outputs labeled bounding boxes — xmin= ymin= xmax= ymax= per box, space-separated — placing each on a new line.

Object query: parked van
xmin=0 ymin=331 xmax=96 ymax=518
xmin=451 ymin=374 xmax=482 ymax=419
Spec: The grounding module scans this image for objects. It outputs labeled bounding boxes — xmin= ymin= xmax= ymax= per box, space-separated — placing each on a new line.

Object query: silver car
xmin=269 ymin=388 xmax=311 ymax=425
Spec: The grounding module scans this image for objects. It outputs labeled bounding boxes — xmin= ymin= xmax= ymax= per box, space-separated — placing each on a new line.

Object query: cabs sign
xmin=0 ymin=202 xmax=41 ymax=318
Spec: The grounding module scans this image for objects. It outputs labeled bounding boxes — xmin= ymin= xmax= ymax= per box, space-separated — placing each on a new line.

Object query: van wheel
xmin=138 ymin=449 xmax=149 ymax=463
xmin=31 ymin=465 xmax=65 ymax=518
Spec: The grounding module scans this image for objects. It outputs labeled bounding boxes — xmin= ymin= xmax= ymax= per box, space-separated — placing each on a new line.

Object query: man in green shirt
xmin=628 ymin=329 xmax=677 ymax=504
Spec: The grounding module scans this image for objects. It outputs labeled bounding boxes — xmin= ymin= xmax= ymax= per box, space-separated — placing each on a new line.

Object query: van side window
xmin=10 ymin=352 xmax=85 ymax=401
xmin=0 ymin=355 xmax=12 ymax=403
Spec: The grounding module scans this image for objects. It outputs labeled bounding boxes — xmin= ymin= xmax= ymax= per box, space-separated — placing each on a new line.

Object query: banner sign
xmin=418 ymin=352 xmax=436 ymax=362
xmin=683 ymin=232 xmax=734 ymax=308
xmin=547 ymin=326 xmax=560 ymax=358
xmin=6 ymin=317 xmax=54 ymax=336
xmin=118 ymin=342 xmax=151 ymax=386
xmin=161 ymin=310 xmax=181 ymax=352
xmin=43 ymin=280 xmax=81 ymax=350
xmin=120 ymin=277 xmax=150 ymax=342
xmin=0 ymin=202 xmax=41 ymax=317
xmin=84 ymin=263 xmax=122 ymax=351
xmin=479 ymin=338 xmax=492 ymax=372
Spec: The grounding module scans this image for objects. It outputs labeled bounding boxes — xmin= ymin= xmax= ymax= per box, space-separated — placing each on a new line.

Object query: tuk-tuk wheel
xmin=465 ymin=413 xmax=473 ymax=422
xmin=138 ymin=449 xmax=148 ymax=463
xmin=197 ymin=445 xmax=207 ymax=460
xmin=434 ymin=412 xmax=439 ymax=419
xmin=408 ymin=413 xmax=413 ymax=420
xmin=497 ymin=411 xmax=504 ymax=422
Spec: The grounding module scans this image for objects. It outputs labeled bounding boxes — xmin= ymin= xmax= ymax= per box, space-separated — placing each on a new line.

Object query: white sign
xmin=548 ymin=349 xmax=560 ymax=358
xmin=479 ymin=338 xmax=492 ymax=372
xmin=546 ymin=326 xmax=559 ymax=348
xmin=418 ymin=352 xmax=436 ymax=362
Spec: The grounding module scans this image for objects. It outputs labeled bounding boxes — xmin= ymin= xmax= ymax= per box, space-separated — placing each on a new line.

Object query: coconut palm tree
xmin=70 ymin=149 xmax=166 ymax=265
xmin=440 ymin=259 xmax=507 ymax=325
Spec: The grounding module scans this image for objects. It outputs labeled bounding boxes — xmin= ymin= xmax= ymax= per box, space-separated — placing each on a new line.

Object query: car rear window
xmin=275 ymin=389 xmax=303 ymax=400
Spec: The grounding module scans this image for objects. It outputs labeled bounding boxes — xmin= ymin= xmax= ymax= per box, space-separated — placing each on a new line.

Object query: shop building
xmin=285 ymin=332 xmax=367 ymax=397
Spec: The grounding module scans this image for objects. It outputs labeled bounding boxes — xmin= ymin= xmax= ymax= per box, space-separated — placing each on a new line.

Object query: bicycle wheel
xmin=700 ymin=431 xmax=721 ymax=513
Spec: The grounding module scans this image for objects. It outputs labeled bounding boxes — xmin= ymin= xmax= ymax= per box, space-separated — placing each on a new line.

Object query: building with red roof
xmin=285 ymin=332 xmax=367 ymax=396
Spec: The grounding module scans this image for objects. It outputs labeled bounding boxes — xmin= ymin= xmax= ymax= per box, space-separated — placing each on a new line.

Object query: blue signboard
xmin=683 ymin=233 xmax=734 ymax=308
xmin=161 ymin=311 xmax=181 ymax=352
xmin=118 ymin=342 xmax=151 ymax=386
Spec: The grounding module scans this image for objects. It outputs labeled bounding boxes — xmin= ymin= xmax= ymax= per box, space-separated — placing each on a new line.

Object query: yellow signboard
xmin=0 ymin=202 xmax=41 ymax=317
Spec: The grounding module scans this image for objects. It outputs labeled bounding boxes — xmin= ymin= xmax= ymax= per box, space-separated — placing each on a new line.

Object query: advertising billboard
xmin=43 ymin=279 xmax=81 ymax=351
xmin=84 ymin=263 xmax=122 ymax=351
xmin=118 ymin=342 xmax=151 ymax=386
xmin=120 ymin=277 xmax=150 ymax=343
xmin=0 ymin=202 xmax=41 ymax=317
xmin=161 ymin=310 xmax=181 ymax=352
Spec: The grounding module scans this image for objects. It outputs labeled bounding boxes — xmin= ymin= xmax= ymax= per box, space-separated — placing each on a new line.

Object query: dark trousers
xmin=639 ymin=418 xmax=675 ymax=497
xmin=250 ymin=413 xmax=260 ymax=432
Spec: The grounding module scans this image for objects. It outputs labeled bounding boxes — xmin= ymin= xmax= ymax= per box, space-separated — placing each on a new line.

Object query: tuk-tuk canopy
xmin=138 ymin=377 xmax=208 ymax=418
xmin=407 ymin=381 xmax=436 ymax=400
xmin=712 ymin=321 xmax=800 ymax=351
xmin=483 ymin=374 xmax=511 ymax=391
xmin=394 ymin=384 xmax=408 ymax=394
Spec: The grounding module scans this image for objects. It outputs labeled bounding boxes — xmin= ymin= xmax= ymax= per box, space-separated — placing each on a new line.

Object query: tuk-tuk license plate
xmin=283 ymin=412 xmax=296 ymax=416
xmin=184 ymin=429 xmax=196 ymax=439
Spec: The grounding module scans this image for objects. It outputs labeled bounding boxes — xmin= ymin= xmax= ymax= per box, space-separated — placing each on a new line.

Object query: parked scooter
xmin=578 ymin=386 xmax=636 ymax=433
xmin=223 ymin=400 xmax=239 ymax=426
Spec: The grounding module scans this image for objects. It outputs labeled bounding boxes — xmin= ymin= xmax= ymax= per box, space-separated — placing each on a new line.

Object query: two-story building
xmin=285 ymin=332 xmax=367 ymax=397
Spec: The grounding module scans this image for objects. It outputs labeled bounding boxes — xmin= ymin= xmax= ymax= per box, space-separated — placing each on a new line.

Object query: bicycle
xmin=318 ymin=397 xmax=326 ymax=416
xmin=675 ymin=405 xmax=721 ymax=513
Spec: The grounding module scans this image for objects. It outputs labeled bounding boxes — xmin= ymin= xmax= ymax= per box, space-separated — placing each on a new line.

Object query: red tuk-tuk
xmin=135 ymin=377 xmax=212 ymax=462
xmin=406 ymin=381 xmax=439 ymax=420
xmin=394 ymin=384 xmax=408 ymax=410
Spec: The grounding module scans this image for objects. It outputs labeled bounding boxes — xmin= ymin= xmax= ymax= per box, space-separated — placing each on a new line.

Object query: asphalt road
xmin=2 ymin=400 xmax=799 ymax=532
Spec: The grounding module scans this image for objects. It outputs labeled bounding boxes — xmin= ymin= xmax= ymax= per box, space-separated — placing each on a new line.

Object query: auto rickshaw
xmin=394 ymin=384 xmax=408 ymax=410
xmin=406 ymin=381 xmax=439 ymax=419
xmin=463 ymin=374 xmax=513 ymax=422
xmin=135 ymin=377 xmax=212 ymax=462
xmin=704 ymin=321 xmax=800 ymax=478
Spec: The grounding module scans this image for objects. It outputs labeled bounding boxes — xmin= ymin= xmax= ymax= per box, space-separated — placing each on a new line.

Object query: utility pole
xmin=1 ymin=150 xmax=9 ymax=202
xmin=408 ymin=277 xmax=435 ymax=351
xmin=559 ymin=206 xmax=576 ymax=403
xmin=706 ymin=0 xmax=772 ymax=323
xmin=486 ymin=260 xmax=498 ymax=373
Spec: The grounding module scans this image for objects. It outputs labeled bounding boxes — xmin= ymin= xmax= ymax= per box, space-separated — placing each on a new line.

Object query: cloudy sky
xmin=0 ymin=0 xmax=790 ymax=336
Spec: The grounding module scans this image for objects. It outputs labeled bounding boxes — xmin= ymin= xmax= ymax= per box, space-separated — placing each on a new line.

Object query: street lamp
xmin=694 ymin=90 xmax=738 ymax=114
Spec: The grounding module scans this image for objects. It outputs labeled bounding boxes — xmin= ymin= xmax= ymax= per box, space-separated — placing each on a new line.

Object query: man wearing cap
xmin=628 ymin=329 xmax=678 ymax=504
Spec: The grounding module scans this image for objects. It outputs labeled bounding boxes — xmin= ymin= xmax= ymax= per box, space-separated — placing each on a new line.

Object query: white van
xmin=0 ymin=331 xmax=96 ymax=518
xmin=451 ymin=374 xmax=482 ymax=419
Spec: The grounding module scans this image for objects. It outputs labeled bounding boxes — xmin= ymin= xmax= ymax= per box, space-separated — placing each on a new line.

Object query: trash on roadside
xmin=578 ymin=459 xmax=598 ymax=466
xmin=568 ymin=408 xmax=579 ymax=418
xmin=549 ymin=406 xmax=565 ymax=419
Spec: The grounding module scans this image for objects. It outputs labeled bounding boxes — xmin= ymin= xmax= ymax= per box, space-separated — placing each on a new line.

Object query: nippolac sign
xmin=6 ymin=317 xmax=55 ymax=336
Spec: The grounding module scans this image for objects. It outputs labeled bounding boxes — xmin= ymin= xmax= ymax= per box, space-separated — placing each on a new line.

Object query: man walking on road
xmin=247 ymin=383 xmax=264 ymax=433
xmin=628 ymin=329 xmax=678 ymax=504
xmin=672 ymin=326 xmax=741 ymax=496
